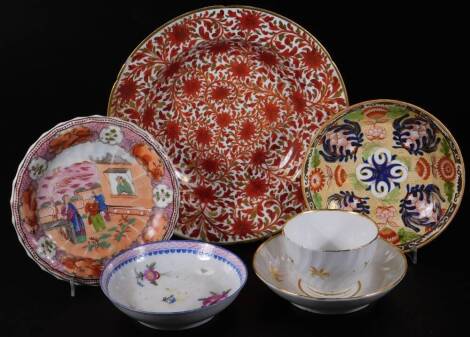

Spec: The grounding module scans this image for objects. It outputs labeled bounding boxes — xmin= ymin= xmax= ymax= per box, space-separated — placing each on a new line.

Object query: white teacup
xmin=283 ymin=210 xmax=378 ymax=294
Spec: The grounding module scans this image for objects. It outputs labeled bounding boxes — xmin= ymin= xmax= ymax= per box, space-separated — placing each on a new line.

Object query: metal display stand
xmin=70 ymin=280 xmax=77 ymax=297
xmin=407 ymin=245 xmax=418 ymax=265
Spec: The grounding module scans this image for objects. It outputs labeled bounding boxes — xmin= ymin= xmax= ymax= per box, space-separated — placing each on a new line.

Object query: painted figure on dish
xmin=62 ymin=194 xmax=87 ymax=243
xmin=92 ymin=190 xmax=110 ymax=221
xmin=85 ymin=200 xmax=106 ymax=232
xmin=116 ymin=176 xmax=134 ymax=195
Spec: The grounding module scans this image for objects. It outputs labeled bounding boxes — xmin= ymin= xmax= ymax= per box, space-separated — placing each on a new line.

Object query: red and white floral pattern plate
xmin=108 ymin=6 xmax=348 ymax=243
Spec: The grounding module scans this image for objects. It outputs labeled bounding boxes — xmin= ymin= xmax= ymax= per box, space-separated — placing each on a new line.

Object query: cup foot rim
xmin=138 ymin=316 xmax=214 ymax=330
xmin=292 ymin=303 xmax=369 ymax=314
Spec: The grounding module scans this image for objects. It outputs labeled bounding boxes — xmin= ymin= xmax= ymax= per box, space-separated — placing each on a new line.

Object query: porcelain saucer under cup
xmin=283 ymin=210 xmax=378 ymax=294
xmin=253 ymin=234 xmax=407 ymax=314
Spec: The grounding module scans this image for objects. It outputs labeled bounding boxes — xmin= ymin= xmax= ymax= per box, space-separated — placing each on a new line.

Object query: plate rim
xmin=10 ymin=115 xmax=180 ymax=285
xmin=301 ymin=98 xmax=466 ymax=252
xmin=106 ymin=5 xmax=349 ymax=244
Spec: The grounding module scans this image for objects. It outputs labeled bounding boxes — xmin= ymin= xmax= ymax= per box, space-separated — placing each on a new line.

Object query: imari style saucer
xmin=253 ymin=234 xmax=407 ymax=314
xmin=11 ymin=116 xmax=179 ymax=285
xmin=302 ymin=100 xmax=464 ymax=252
xmin=108 ymin=6 xmax=348 ymax=244
xmin=100 ymin=240 xmax=247 ymax=330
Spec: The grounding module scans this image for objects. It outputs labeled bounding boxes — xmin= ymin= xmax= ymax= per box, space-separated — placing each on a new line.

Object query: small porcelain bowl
xmin=100 ymin=240 xmax=247 ymax=330
xmin=283 ymin=210 xmax=378 ymax=294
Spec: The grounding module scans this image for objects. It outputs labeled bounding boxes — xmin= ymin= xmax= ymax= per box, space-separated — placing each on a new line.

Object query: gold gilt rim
xmin=300 ymin=98 xmax=466 ymax=253
xmin=281 ymin=209 xmax=379 ymax=252
xmin=105 ymin=5 xmax=349 ymax=245
xmin=252 ymin=233 xmax=408 ymax=302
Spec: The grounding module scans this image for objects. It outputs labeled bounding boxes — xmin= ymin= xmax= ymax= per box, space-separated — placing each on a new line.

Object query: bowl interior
xmin=284 ymin=211 xmax=378 ymax=251
xmin=101 ymin=241 xmax=246 ymax=313
xmin=254 ymin=234 xmax=406 ymax=300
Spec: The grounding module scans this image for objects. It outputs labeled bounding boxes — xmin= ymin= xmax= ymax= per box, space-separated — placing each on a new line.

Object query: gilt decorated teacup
xmin=283 ymin=210 xmax=378 ymax=294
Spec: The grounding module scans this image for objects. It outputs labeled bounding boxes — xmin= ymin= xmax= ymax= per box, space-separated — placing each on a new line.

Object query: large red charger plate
xmin=108 ymin=6 xmax=348 ymax=243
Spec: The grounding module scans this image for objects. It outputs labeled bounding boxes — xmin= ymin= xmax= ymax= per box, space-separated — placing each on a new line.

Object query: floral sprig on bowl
xmin=135 ymin=262 xmax=161 ymax=287
xmin=153 ymin=184 xmax=173 ymax=208
xmin=36 ymin=236 xmax=56 ymax=260
xmin=162 ymin=294 xmax=176 ymax=304
xmin=28 ymin=157 xmax=48 ymax=180
xmin=99 ymin=125 xmax=123 ymax=145
xmin=198 ymin=289 xmax=231 ymax=307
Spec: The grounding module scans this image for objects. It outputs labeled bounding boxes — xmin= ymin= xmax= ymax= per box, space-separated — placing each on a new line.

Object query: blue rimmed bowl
xmin=100 ymin=240 xmax=247 ymax=330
